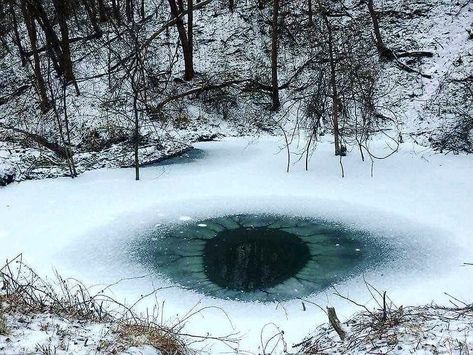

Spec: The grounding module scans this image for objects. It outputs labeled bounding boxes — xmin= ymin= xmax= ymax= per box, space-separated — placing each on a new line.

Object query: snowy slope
xmin=0 ymin=0 xmax=472 ymax=184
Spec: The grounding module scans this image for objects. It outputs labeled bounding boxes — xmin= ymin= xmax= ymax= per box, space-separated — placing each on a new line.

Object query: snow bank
xmin=0 ymin=164 xmax=15 ymax=187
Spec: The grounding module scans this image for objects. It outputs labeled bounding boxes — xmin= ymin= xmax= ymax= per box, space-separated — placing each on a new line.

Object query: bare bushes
xmin=273 ymin=4 xmax=400 ymax=173
xmin=427 ymin=74 xmax=473 ymax=153
xmin=0 ymin=255 xmax=242 ymax=354
xmin=301 ymin=10 xmax=385 ymax=156
xmin=1 ymin=255 xmax=111 ymax=321
xmin=295 ymin=283 xmax=473 ymax=354
xmin=0 ymin=255 xmax=188 ymax=353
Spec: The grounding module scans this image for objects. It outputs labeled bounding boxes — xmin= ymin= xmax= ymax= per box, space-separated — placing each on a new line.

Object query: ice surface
xmin=0 ymin=136 xmax=472 ymax=353
xmin=132 ymin=214 xmax=389 ymax=302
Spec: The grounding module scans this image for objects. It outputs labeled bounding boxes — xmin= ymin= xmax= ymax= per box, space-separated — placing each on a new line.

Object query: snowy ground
xmin=0 ymin=136 xmax=472 ymax=353
xmin=0 ymin=311 xmax=164 ymax=354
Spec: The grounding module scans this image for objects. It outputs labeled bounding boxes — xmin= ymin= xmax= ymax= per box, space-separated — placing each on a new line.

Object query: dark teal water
xmin=157 ymin=148 xmax=205 ymax=166
xmin=131 ymin=214 xmax=390 ymax=302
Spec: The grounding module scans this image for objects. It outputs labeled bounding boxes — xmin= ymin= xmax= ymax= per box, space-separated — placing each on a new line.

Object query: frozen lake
xmin=0 ymin=136 xmax=472 ymax=353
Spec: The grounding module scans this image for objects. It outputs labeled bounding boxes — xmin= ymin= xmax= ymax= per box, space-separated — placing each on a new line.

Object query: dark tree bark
xmin=327 ymin=307 xmax=346 ymax=341
xmin=81 ymin=0 xmax=103 ymax=36
xmin=168 ymin=0 xmax=194 ymax=81
xmin=140 ymin=0 xmax=145 ymax=19
xmin=111 ymin=0 xmax=121 ymax=24
xmin=0 ymin=2 xmax=11 ymax=48
xmin=9 ymin=2 xmax=27 ymax=66
xmin=323 ymin=13 xmax=341 ymax=155
xmin=125 ymin=0 xmax=134 ymax=22
xmin=308 ymin=0 xmax=313 ymax=25
xmin=60 ymin=82 xmax=77 ymax=177
xmin=96 ymin=0 xmax=108 ymax=22
xmin=271 ymin=0 xmax=280 ymax=111
xmin=0 ymin=2 xmax=4 ymax=27
xmin=52 ymin=0 xmax=79 ymax=90
xmin=29 ymin=0 xmax=65 ymax=76
xmin=188 ymin=0 xmax=193 ymax=75
xmin=367 ymin=0 xmax=393 ymax=59
xmin=21 ymin=0 xmax=50 ymax=112
xmin=176 ymin=0 xmax=184 ymax=13
xmin=133 ymin=90 xmax=140 ymax=180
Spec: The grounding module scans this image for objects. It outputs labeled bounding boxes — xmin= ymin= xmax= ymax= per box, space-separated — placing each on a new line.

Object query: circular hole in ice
xmin=132 ymin=214 xmax=390 ymax=302
xmin=203 ymin=226 xmax=310 ymax=291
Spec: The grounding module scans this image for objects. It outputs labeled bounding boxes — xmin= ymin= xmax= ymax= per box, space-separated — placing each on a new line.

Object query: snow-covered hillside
xmin=0 ymin=0 xmax=472 ymax=184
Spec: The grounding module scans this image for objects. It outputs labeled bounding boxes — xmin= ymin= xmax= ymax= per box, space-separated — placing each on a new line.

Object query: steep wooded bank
xmin=0 ymin=0 xmax=472 ymax=183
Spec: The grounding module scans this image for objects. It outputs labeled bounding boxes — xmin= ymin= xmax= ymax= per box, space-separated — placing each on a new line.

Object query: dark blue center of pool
xmin=203 ymin=227 xmax=311 ymax=291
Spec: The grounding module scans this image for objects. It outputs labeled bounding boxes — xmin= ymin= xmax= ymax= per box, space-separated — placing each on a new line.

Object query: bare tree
xmin=271 ymin=0 xmax=280 ymax=111
xmin=366 ymin=0 xmax=393 ymax=59
xmin=322 ymin=10 xmax=342 ymax=155
xmin=20 ymin=0 xmax=50 ymax=112
xmin=51 ymin=0 xmax=78 ymax=88
xmin=168 ymin=0 xmax=194 ymax=81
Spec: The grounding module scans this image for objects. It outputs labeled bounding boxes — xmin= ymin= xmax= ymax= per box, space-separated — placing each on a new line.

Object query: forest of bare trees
xmin=0 ymin=0 xmax=471 ymax=181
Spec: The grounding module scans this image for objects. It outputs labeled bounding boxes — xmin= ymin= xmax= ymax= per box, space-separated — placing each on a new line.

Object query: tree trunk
xmin=133 ymin=92 xmax=140 ymax=181
xmin=126 ymin=0 xmax=133 ymax=22
xmin=271 ymin=0 xmax=280 ymax=111
xmin=0 ymin=2 xmax=4 ymax=34
xmin=81 ymin=0 xmax=103 ymax=36
xmin=327 ymin=307 xmax=346 ymax=341
xmin=323 ymin=13 xmax=341 ymax=155
xmin=9 ymin=3 xmax=27 ymax=66
xmin=188 ymin=0 xmax=193 ymax=77
xmin=308 ymin=0 xmax=313 ymax=26
xmin=30 ymin=0 xmax=65 ymax=76
xmin=21 ymin=1 xmax=50 ymax=112
xmin=52 ymin=0 xmax=76 ymax=85
xmin=111 ymin=0 xmax=121 ymax=23
xmin=168 ymin=0 xmax=194 ymax=81
xmin=61 ymin=83 xmax=77 ymax=177
xmin=367 ymin=0 xmax=393 ymax=59
xmin=96 ymin=0 xmax=108 ymax=22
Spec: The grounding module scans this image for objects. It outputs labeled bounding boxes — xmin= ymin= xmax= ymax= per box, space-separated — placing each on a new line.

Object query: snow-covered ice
xmin=0 ymin=136 xmax=472 ymax=352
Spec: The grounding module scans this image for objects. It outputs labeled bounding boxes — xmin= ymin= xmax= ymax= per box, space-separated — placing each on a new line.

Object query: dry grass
xmin=119 ymin=323 xmax=187 ymax=355
xmin=0 ymin=255 xmax=239 ymax=354
xmin=0 ymin=304 xmax=7 ymax=336
xmin=295 ymin=283 xmax=473 ymax=354
xmin=0 ymin=293 xmax=7 ymax=335
xmin=0 ymin=255 xmax=189 ymax=352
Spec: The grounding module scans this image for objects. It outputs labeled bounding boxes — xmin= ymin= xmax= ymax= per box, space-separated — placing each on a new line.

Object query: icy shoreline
xmin=0 ymin=130 xmax=226 ymax=186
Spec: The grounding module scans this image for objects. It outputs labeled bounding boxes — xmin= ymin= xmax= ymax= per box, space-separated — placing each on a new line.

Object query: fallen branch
xmin=395 ymin=50 xmax=434 ymax=58
xmin=0 ymin=124 xmax=72 ymax=159
xmin=393 ymin=54 xmax=432 ymax=79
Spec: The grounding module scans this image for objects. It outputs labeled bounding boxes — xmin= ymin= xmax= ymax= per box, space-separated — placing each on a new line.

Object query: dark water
xmin=156 ymin=148 xmax=205 ymax=166
xmin=131 ymin=214 xmax=390 ymax=302
xmin=203 ymin=226 xmax=311 ymax=291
